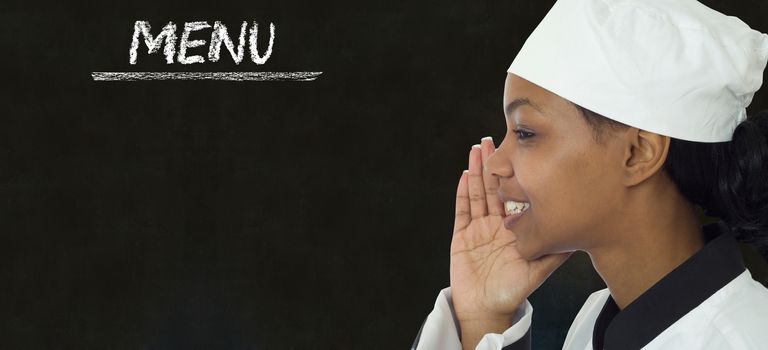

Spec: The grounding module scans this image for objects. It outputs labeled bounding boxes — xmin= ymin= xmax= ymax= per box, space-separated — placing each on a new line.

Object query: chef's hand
xmin=450 ymin=137 xmax=573 ymax=350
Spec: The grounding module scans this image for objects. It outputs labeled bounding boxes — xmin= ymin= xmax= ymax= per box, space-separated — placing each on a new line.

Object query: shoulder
xmin=708 ymin=270 xmax=768 ymax=347
xmin=652 ymin=270 xmax=768 ymax=349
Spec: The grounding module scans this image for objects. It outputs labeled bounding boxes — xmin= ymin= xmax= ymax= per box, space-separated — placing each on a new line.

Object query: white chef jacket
xmin=412 ymin=221 xmax=768 ymax=349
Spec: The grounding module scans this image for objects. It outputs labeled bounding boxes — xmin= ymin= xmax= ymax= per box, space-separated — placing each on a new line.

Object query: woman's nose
xmin=485 ymin=143 xmax=514 ymax=178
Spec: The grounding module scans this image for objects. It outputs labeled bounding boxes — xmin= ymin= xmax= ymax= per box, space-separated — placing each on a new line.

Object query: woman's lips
xmin=503 ymin=209 xmax=526 ymax=230
xmin=499 ymin=191 xmax=530 ymax=230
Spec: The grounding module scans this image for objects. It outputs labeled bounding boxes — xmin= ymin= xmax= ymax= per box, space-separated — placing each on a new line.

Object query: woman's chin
xmin=516 ymin=238 xmax=570 ymax=261
xmin=514 ymin=227 xmax=578 ymax=261
xmin=515 ymin=238 xmax=547 ymax=261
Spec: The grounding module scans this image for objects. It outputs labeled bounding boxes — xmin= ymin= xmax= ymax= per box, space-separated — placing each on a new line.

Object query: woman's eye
xmin=513 ymin=129 xmax=535 ymax=140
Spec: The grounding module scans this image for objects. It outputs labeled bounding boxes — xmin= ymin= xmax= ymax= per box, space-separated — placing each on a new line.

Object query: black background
xmin=2 ymin=0 xmax=768 ymax=349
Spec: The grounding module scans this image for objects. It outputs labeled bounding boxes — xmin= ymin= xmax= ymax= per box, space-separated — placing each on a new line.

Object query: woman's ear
xmin=621 ymin=128 xmax=671 ymax=187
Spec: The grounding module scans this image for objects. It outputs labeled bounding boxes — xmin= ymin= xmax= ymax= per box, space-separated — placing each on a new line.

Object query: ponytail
xmin=665 ymin=110 xmax=768 ymax=261
xmin=723 ymin=110 xmax=768 ymax=257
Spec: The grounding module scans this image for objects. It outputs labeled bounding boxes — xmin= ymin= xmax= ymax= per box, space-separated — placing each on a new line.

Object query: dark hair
xmin=571 ymin=102 xmax=768 ymax=261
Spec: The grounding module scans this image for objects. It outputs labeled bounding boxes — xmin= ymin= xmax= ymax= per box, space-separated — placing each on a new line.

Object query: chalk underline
xmin=91 ymin=71 xmax=323 ymax=81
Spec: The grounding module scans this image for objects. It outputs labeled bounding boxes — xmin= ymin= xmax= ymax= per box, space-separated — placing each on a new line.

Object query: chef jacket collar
xmin=592 ymin=220 xmax=746 ymax=350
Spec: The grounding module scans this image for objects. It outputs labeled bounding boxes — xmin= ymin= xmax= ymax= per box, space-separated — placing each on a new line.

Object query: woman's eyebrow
xmin=505 ymin=97 xmax=544 ymax=117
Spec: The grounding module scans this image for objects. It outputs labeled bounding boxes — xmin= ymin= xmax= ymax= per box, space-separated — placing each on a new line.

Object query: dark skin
xmin=450 ymin=73 xmax=705 ymax=350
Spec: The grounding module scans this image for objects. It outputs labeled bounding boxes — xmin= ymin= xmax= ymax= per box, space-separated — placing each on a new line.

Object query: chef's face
xmin=486 ymin=73 xmax=628 ymax=260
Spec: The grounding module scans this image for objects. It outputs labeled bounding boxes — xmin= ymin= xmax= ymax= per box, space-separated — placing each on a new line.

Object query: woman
xmin=412 ymin=0 xmax=768 ymax=349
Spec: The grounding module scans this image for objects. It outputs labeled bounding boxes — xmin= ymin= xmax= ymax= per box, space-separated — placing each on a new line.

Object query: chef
xmin=412 ymin=0 xmax=768 ymax=349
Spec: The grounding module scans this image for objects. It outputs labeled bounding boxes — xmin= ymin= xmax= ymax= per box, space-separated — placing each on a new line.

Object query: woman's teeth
xmin=505 ymin=201 xmax=530 ymax=215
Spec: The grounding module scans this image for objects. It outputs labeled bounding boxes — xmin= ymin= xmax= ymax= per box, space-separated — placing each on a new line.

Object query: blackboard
xmin=3 ymin=0 xmax=767 ymax=349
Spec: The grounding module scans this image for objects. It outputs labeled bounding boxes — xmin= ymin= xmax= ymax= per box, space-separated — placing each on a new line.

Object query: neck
xmin=587 ymin=176 xmax=705 ymax=310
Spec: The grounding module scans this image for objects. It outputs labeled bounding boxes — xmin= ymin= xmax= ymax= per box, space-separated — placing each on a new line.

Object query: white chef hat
xmin=507 ymin=0 xmax=768 ymax=142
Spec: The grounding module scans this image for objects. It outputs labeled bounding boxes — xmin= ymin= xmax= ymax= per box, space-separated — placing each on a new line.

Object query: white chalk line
xmin=91 ymin=72 xmax=322 ymax=81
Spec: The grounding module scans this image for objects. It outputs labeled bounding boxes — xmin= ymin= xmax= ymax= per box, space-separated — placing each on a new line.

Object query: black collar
xmin=591 ymin=221 xmax=746 ymax=350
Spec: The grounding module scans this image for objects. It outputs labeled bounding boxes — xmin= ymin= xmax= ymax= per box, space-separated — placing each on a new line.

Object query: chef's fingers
xmin=454 ymin=170 xmax=471 ymax=232
xmin=481 ymin=137 xmax=504 ymax=216
xmin=468 ymin=144 xmax=488 ymax=219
